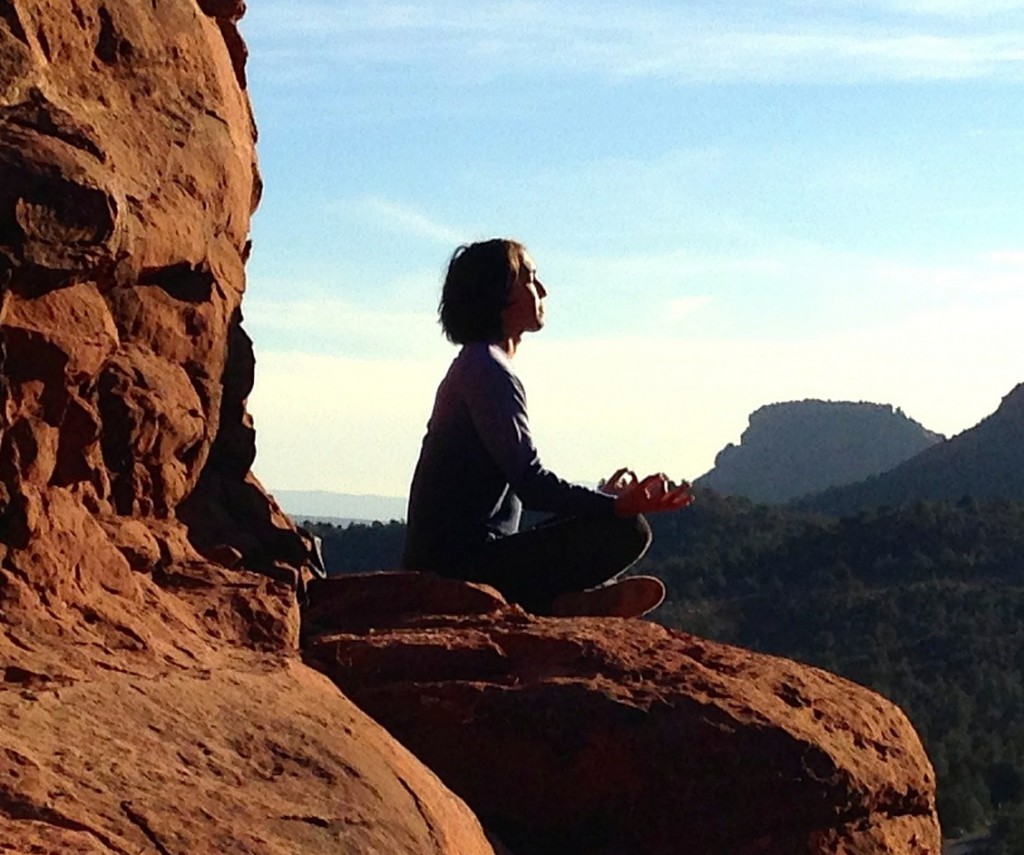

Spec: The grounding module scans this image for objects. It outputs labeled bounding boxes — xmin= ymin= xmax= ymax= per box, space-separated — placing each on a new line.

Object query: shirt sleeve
xmin=462 ymin=352 xmax=616 ymax=517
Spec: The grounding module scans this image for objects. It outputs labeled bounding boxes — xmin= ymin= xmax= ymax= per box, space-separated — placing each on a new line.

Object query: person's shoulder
xmin=456 ymin=342 xmax=514 ymax=376
xmin=452 ymin=343 xmax=520 ymax=393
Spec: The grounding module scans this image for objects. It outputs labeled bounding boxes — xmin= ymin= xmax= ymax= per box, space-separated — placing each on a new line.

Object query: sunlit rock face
xmin=0 ymin=0 xmax=303 ymax=638
xmin=0 ymin=5 xmax=497 ymax=852
xmin=306 ymin=572 xmax=944 ymax=855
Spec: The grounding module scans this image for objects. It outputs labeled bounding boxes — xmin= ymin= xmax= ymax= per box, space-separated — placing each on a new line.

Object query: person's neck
xmin=496 ymin=334 xmax=521 ymax=358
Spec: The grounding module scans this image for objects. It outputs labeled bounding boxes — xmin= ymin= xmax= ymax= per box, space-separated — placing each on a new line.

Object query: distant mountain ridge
xmin=271 ymin=490 xmax=407 ymax=523
xmin=695 ymin=399 xmax=944 ymax=504
xmin=796 ymin=383 xmax=1024 ymax=515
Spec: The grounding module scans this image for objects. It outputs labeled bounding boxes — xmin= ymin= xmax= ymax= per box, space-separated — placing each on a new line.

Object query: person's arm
xmin=464 ymin=354 xmax=613 ymax=516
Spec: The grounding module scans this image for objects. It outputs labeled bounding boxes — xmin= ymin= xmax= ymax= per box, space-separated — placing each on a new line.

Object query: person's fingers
xmin=664 ymin=484 xmax=691 ymax=502
xmin=636 ymin=473 xmax=668 ymax=500
xmin=668 ymin=491 xmax=695 ymax=509
xmin=615 ymin=476 xmax=695 ymax=516
xmin=654 ymin=482 xmax=693 ymax=511
xmin=608 ymin=468 xmax=637 ymax=493
xmin=605 ymin=467 xmax=627 ymax=484
xmin=636 ymin=473 xmax=659 ymax=491
xmin=600 ymin=468 xmax=622 ymax=490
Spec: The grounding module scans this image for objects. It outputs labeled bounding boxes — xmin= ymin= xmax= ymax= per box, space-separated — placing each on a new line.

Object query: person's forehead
xmin=520 ymin=249 xmax=536 ymax=272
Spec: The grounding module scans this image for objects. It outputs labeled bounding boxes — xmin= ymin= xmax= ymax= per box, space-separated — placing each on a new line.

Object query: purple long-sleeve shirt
xmin=401 ymin=342 xmax=615 ymax=574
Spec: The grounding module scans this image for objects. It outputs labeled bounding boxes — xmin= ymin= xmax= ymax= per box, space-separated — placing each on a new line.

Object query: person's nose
xmin=537 ymin=279 xmax=548 ymax=298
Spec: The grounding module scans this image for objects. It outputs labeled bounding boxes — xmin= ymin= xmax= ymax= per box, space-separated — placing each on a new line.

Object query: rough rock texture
xmin=306 ymin=573 xmax=942 ymax=855
xmin=0 ymin=650 xmax=497 ymax=854
xmin=0 ymin=0 xmax=305 ymax=619
xmin=0 ymin=3 xmax=495 ymax=852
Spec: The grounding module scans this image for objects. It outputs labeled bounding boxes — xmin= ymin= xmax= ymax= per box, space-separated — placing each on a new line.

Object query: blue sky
xmin=239 ymin=1 xmax=1024 ymax=498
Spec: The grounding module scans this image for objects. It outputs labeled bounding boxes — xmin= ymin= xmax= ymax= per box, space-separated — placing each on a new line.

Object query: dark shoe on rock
xmin=550 ymin=575 xmax=666 ymax=619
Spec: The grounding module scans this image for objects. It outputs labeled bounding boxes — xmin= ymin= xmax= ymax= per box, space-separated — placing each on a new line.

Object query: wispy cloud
xmin=985 ymin=250 xmax=1024 ymax=266
xmin=874 ymin=251 xmax=1024 ymax=293
xmin=245 ymin=294 xmax=445 ymax=359
xmin=666 ymin=296 xmax=713 ymax=321
xmin=246 ymin=296 xmax=431 ymax=335
xmin=876 ymin=0 xmax=1024 ymax=15
xmin=244 ymin=1 xmax=1024 ymax=86
xmin=328 ymin=196 xmax=467 ymax=246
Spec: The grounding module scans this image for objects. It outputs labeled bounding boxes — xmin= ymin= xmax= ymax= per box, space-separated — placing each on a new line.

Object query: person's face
xmin=501 ymin=250 xmax=547 ymax=340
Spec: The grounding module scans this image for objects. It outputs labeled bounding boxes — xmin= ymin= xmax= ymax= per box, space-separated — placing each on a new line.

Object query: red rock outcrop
xmin=0 ymin=0 xmax=303 ymax=630
xmin=0 ymin=3 xmax=496 ymax=852
xmin=306 ymin=573 xmax=943 ymax=855
xmin=0 ymin=651 xmax=498 ymax=854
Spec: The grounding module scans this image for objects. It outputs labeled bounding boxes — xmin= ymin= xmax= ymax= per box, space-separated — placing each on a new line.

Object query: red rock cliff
xmin=0 ymin=0 xmax=305 ymax=635
xmin=0 ymin=3 xmax=495 ymax=851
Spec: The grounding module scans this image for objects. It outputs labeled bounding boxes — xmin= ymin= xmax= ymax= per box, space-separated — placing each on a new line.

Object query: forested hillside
xmin=797 ymin=383 xmax=1024 ymax=515
xmin=306 ymin=496 xmax=1024 ymax=846
xmin=302 ymin=519 xmax=405 ymax=573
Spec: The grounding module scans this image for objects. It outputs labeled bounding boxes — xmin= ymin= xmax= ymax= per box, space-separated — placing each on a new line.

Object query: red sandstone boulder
xmin=305 ymin=573 xmax=942 ymax=855
xmin=0 ymin=650 xmax=496 ymax=855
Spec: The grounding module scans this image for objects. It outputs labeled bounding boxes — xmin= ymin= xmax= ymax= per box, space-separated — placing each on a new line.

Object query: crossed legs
xmin=456 ymin=513 xmax=652 ymax=614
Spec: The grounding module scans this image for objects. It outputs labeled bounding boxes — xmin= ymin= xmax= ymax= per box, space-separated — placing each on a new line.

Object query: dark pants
xmin=454 ymin=513 xmax=652 ymax=614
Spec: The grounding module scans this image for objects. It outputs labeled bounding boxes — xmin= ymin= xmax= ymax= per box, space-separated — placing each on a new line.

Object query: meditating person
xmin=401 ymin=238 xmax=693 ymax=617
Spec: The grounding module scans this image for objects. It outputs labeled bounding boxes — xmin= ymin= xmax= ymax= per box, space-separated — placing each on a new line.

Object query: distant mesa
xmin=796 ymin=382 xmax=1024 ymax=515
xmin=695 ymin=399 xmax=944 ymax=504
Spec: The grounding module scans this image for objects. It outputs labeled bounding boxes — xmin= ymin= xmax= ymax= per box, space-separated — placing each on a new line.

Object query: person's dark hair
xmin=439 ymin=238 xmax=526 ymax=344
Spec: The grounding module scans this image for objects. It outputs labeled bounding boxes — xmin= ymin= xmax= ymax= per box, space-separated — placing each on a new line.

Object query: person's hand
xmin=599 ymin=467 xmax=638 ymax=497
xmin=613 ymin=472 xmax=694 ymax=517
